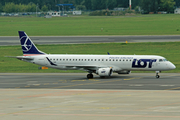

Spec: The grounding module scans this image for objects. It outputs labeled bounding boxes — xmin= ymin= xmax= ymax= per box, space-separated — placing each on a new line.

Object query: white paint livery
xmin=12 ymin=31 xmax=176 ymax=79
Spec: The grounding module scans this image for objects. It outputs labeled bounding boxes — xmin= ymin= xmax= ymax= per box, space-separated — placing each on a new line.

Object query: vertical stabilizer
xmin=18 ymin=31 xmax=46 ymax=56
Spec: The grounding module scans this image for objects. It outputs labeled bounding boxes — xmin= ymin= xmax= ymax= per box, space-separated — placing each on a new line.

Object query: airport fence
xmin=0 ymin=9 xmax=137 ymax=17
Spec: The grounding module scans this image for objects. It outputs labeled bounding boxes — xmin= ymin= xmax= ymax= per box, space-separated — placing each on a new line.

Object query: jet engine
xmin=97 ymin=68 xmax=113 ymax=77
xmin=118 ymin=70 xmax=131 ymax=74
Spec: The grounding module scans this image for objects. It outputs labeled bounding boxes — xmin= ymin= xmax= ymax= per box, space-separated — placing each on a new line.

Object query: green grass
xmin=1 ymin=14 xmax=179 ymax=73
xmin=0 ymin=42 xmax=179 ymax=73
xmin=0 ymin=14 xmax=180 ymax=36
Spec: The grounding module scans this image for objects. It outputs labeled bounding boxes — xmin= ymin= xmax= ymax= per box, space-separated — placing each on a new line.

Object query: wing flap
xmin=57 ymin=64 xmax=113 ymax=70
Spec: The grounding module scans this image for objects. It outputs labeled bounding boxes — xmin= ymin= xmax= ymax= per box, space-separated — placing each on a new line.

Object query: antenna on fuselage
xmin=107 ymin=52 xmax=110 ymax=55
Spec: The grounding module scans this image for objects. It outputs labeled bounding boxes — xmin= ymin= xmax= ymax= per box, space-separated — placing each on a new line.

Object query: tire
xmin=156 ymin=75 xmax=160 ymax=78
xmin=87 ymin=74 xmax=93 ymax=79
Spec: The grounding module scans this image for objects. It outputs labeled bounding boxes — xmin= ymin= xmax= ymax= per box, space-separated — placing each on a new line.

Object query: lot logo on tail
xmin=18 ymin=31 xmax=46 ymax=55
xmin=21 ymin=36 xmax=32 ymax=52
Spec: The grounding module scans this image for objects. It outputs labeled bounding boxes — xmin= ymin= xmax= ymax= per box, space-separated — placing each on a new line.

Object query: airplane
xmin=9 ymin=31 xmax=176 ymax=79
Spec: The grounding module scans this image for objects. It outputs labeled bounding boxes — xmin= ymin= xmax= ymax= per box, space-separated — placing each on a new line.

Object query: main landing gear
xmin=156 ymin=71 xmax=160 ymax=78
xmin=87 ymin=73 xmax=93 ymax=79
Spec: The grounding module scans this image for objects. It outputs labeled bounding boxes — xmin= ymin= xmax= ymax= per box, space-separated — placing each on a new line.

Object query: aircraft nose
xmin=170 ymin=63 xmax=176 ymax=70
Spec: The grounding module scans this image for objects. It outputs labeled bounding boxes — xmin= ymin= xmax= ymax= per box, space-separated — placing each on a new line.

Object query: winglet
xmin=18 ymin=31 xmax=46 ymax=56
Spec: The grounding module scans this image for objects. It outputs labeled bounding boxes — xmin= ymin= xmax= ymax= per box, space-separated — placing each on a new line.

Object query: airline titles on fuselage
xmin=109 ymin=57 xmax=133 ymax=60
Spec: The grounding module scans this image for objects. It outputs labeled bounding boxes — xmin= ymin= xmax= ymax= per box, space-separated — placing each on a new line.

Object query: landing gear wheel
xmin=156 ymin=75 xmax=160 ymax=78
xmin=87 ymin=74 xmax=93 ymax=79
xmin=155 ymin=71 xmax=160 ymax=79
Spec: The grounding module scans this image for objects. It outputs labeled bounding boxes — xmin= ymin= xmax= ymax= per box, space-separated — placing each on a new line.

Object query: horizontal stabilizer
xmin=6 ymin=56 xmax=34 ymax=60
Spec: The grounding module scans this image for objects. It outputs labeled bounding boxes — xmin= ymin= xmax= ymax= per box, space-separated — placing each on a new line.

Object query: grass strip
xmin=0 ymin=14 xmax=180 ymax=36
xmin=0 ymin=42 xmax=179 ymax=73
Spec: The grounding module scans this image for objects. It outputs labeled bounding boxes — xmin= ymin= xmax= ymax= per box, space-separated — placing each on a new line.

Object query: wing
xmin=46 ymin=57 xmax=122 ymax=71
xmin=56 ymin=64 xmax=122 ymax=72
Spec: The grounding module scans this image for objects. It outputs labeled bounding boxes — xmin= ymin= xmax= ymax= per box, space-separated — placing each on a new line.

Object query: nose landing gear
xmin=156 ymin=71 xmax=160 ymax=78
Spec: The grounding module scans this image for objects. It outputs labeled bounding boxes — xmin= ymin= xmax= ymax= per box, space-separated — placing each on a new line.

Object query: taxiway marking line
xmin=14 ymin=77 xmax=141 ymax=89
xmin=50 ymin=77 xmax=141 ymax=89
xmin=165 ymin=87 xmax=180 ymax=90
xmin=51 ymin=79 xmax=123 ymax=89
xmin=124 ymin=77 xmax=141 ymax=81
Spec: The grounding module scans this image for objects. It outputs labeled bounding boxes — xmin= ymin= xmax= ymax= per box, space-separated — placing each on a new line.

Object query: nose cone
xmin=169 ymin=62 xmax=176 ymax=70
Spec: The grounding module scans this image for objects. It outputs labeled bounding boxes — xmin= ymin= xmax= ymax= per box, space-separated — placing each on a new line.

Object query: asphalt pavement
xmin=1 ymin=35 xmax=180 ymax=46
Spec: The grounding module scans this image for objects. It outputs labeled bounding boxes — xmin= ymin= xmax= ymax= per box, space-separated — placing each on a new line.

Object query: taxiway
xmin=1 ymin=35 xmax=180 ymax=46
xmin=1 ymin=73 xmax=180 ymax=120
xmin=0 ymin=73 xmax=180 ymax=90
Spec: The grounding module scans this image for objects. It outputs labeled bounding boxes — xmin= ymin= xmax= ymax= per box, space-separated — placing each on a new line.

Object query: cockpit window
xmin=163 ymin=59 xmax=168 ymax=61
xmin=159 ymin=59 xmax=168 ymax=62
xmin=159 ymin=59 xmax=163 ymax=62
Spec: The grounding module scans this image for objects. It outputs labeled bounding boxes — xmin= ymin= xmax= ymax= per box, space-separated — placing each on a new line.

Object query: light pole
xmin=36 ymin=3 xmax=38 ymax=17
xmin=129 ymin=0 xmax=131 ymax=10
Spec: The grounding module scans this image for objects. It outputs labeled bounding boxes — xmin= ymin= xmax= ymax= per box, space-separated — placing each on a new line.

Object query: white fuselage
xmin=23 ymin=54 xmax=176 ymax=72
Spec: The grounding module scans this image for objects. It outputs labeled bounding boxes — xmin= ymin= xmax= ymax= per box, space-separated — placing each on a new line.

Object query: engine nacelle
xmin=118 ymin=70 xmax=131 ymax=74
xmin=97 ymin=68 xmax=113 ymax=77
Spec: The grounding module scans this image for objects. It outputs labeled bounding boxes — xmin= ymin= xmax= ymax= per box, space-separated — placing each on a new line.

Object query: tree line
xmin=0 ymin=0 xmax=179 ymax=13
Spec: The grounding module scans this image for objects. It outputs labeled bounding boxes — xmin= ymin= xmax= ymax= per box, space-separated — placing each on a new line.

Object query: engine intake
xmin=97 ymin=68 xmax=113 ymax=77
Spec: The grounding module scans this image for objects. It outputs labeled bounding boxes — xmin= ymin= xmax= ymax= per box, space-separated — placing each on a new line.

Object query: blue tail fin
xmin=18 ymin=31 xmax=46 ymax=56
